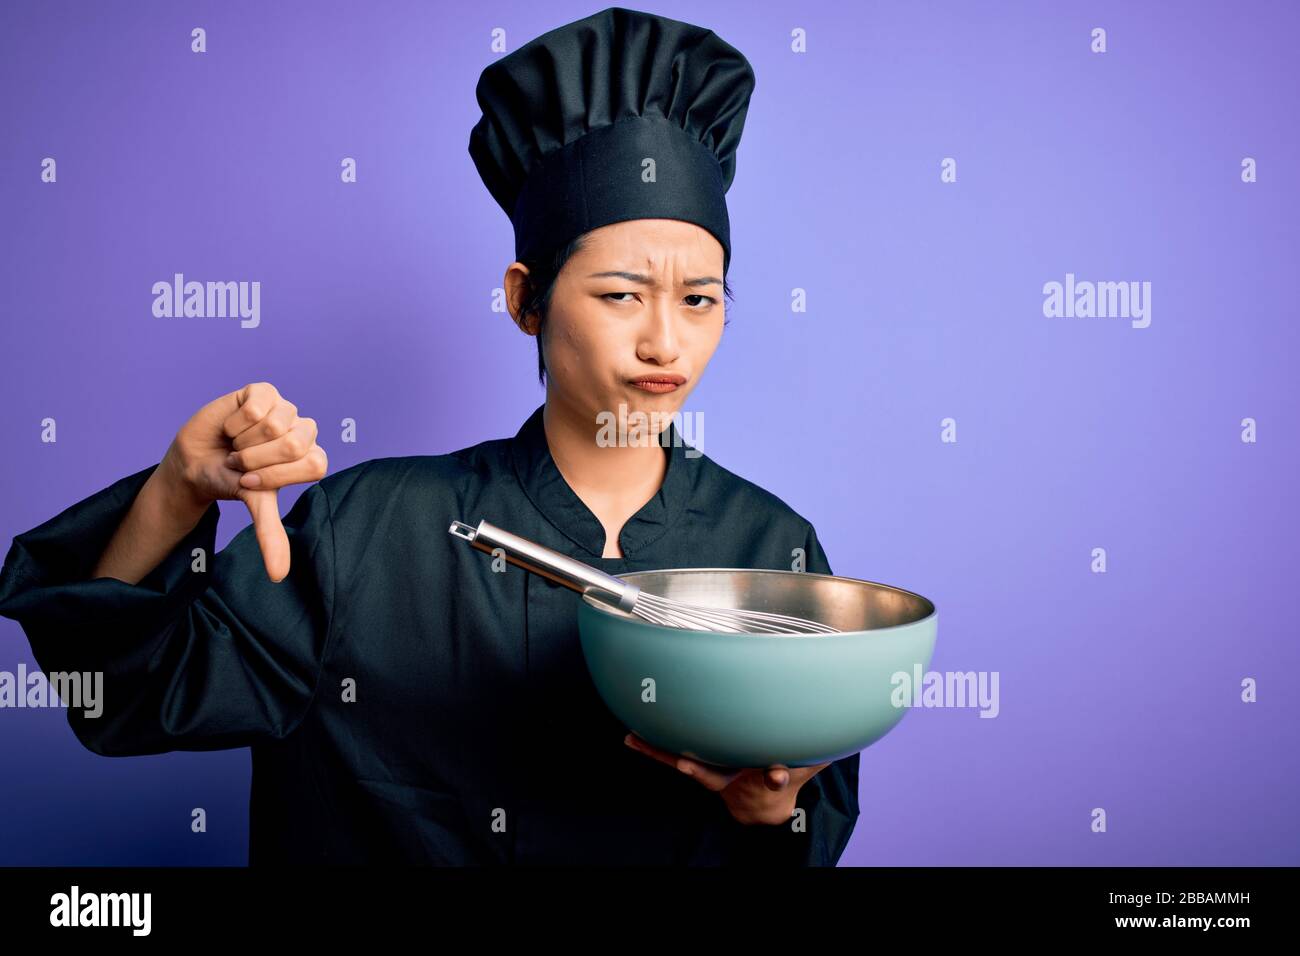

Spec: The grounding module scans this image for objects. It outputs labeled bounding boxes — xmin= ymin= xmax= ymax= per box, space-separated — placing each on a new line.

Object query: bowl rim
xmin=578 ymin=566 xmax=938 ymax=637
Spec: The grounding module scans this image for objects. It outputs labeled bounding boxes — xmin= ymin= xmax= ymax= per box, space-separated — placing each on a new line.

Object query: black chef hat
xmin=468 ymin=5 xmax=756 ymax=276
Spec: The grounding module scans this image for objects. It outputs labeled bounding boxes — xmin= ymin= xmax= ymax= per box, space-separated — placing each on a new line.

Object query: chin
xmin=590 ymin=392 xmax=683 ymax=442
xmin=623 ymin=390 xmax=685 ymax=417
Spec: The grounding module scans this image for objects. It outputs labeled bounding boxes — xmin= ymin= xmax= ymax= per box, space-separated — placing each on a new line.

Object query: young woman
xmin=0 ymin=7 xmax=860 ymax=865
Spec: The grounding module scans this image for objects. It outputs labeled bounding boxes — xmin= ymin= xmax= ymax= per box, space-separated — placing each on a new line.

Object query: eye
xmin=603 ymin=292 xmax=636 ymax=303
xmin=685 ymin=294 xmax=717 ymax=308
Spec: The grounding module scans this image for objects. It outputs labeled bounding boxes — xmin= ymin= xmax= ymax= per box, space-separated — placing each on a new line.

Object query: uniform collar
xmin=509 ymin=403 xmax=695 ymax=560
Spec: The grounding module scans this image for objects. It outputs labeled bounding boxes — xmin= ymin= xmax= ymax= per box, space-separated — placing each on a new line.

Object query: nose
xmin=636 ymin=295 xmax=682 ymax=366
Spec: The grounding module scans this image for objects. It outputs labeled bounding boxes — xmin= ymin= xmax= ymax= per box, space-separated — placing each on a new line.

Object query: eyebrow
xmin=586 ymin=271 xmax=722 ymax=288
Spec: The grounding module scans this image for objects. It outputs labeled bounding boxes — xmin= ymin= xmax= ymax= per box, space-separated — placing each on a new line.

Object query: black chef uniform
xmin=0 ymin=405 xmax=861 ymax=864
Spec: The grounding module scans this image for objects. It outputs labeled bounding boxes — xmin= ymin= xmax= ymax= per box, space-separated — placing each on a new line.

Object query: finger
xmin=221 ymin=382 xmax=283 ymax=441
xmin=230 ymin=399 xmax=298 ymax=451
xmin=624 ymin=734 xmax=739 ymax=791
xmin=623 ymin=733 xmax=679 ymax=768
xmin=228 ymin=417 xmax=317 ymax=472
xmin=239 ymin=487 xmax=290 ymax=582
xmin=679 ymin=760 xmax=741 ymax=792
xmin=237 ymin=446 xmax=328 ymax=491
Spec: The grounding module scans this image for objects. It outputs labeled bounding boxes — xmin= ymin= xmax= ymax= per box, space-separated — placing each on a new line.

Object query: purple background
xmin=1 ymin=0 xmax=1296 ymax=866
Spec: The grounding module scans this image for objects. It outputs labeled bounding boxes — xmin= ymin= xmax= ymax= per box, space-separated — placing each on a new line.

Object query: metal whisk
xmin=448 ymin=518 xmax=839 ymax=635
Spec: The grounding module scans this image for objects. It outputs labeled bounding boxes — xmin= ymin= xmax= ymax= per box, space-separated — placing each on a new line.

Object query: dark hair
xmin=517 ymin=232 xmax=735 ymax=385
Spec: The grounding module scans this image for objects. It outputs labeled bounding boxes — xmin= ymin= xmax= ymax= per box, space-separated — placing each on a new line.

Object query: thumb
xmin=239 ymin=487 xmax=290 ymax=582
xmin=764 ymin=767 xmax=791 ymax=790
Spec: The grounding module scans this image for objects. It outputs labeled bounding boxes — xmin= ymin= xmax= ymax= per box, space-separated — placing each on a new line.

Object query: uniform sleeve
xmin=0 ymin=462 xmax=336 ymax=757
xmin=722 ymin=522 xmax=861 ymax=866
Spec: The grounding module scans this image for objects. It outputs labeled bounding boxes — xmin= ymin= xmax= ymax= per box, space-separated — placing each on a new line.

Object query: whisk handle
xmin=448 ymin=519 xmax=640 ymax=613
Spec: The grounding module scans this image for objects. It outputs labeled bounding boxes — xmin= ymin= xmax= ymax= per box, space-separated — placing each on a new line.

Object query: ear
xmin=504 ymin=262 xmax=540 ymax=336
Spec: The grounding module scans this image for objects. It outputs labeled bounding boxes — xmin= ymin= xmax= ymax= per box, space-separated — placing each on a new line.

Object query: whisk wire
xmin=449 ymin=519 xmax=841 ymax=635
xmin=633 ymin=592 xmax=838 ymax=635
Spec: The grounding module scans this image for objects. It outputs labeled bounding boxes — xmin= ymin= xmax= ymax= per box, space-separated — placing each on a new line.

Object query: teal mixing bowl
xmin=578 ymin=568 xmax=937 ymax=769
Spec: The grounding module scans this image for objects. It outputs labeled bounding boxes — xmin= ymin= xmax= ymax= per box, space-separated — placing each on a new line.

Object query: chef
xmin=0 ymin=6 xmax=859 ymax=865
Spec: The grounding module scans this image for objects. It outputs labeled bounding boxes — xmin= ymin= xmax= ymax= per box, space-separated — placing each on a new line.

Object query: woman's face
xmin=509 ymin=218 xmax=725 ymax=437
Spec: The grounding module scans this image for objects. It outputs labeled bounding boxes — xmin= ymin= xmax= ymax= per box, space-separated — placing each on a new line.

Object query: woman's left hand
xmin=624 ymin=732 xmax=830 ymax=826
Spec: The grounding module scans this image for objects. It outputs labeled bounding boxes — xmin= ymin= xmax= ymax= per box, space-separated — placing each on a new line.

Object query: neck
xmin=542 ymin=393 xmax=668 ymax=510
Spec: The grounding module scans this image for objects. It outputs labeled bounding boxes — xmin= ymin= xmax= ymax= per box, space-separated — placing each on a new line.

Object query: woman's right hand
xmin=158 ymin=382 xmax=328 ymax=583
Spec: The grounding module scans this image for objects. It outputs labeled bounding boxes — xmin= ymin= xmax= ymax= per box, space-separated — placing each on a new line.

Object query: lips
xmin=629 ymin=374 xmax=686 ymax=393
